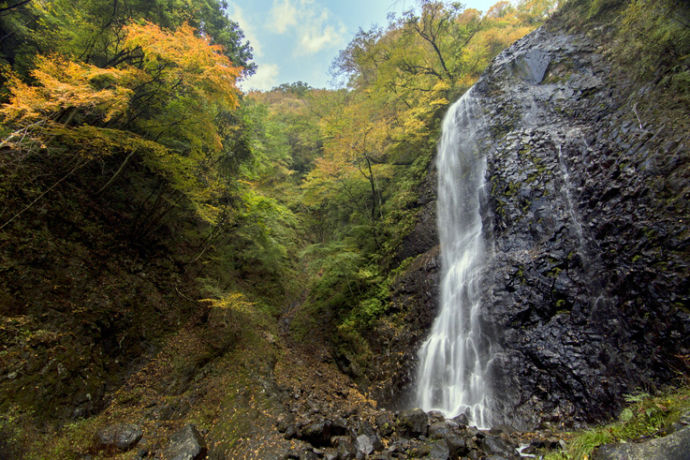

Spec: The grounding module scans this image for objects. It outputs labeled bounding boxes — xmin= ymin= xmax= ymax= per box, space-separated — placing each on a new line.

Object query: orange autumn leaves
xmin=0 ymin=21 xmax=244 ymax=225
xmin=123 ymin=22 xmax=242 ymax=126
xmin=1 ymin=21 xmax=242 ymax=139
xmin=1 ymin=58 xmax=134 ymax=124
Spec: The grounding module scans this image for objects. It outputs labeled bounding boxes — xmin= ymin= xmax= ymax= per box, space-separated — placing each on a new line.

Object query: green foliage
xmin=0 ymin=0 xmax=293 ymax=435
xmin=545 ymin=387 xmax=690 ymax=459
xmin=617 ymin=0 xmax=690 ymax=98
xmin=236 ymin=189 xmax=298 ymax=277
xmin=0 ymin=405 xmax=26 ymax=459
xmin=560 ymin=0 xmax=689 ymax=102
xmin=302 ymin=241 xmax=364 ymax=306
xmin=585 ymin=0 xmax=626 ymax=18
xmin=1 ymin=0 xmax=253 ymax=77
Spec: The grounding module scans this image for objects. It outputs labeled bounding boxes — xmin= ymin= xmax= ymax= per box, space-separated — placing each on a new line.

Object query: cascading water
xmin=557 ymin=144 xmax=586 ymax=251
xmin=414 ymin=89 xmax=495 ymax=428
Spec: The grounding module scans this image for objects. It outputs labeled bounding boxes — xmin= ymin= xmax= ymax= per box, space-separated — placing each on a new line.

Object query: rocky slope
xmin=362 ymin=19 xmax=689 ymax=429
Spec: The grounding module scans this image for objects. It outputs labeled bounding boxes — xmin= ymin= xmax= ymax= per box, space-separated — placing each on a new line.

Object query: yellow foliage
xmin=123 ymin=21 xmax=242 ymax=111
xmin=430 ymin=98 xmax=449 ymax=106
xmin=122 ymin=21 xmax=243 ymax=155
xmin=1 ymin=21 xmax=242 ymax=155
xmin=0 ymin=20 xmax=245 ymax=226
xmin=431 ymin=80 xmax=451 ymax=92
xmin=47 ymin=125 xmax=168 ymax=160
xmin=201 ymin=292 xmax=253 ymax=313
xmin=456 ymin=8 xmax=483 ymax=25
xmin=1 ymin=56 xmax=134 ymax=123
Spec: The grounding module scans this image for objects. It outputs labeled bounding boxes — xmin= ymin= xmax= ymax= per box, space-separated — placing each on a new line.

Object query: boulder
xmin=333 ymin=435 xmax=357 ymax=460
xmin=355 ymin=434 xmax=375 ymax=456
xmin=398 ymin=408 xmax=429 ymax=436
xmin=96 ymin=423 xmax=143 ymax=452
xmin=375 ymin=411 xmax=396 ymax=437
xmin=297 ymin=418 xmax=349 ymax=447
xmin=322 ymin=448 xmax=339 ymax=460
xmin=452 ymin=413 xmax=469 ymax=427
xmin=428 ymin=440 xmax=450 ymax=459
xmin=482 ymin=435 xmax=518 ymax=459
xmin=164 ymin=425 xmax=206 ymax=460
xmin=429 ymin=421 xmax=452 ymax=439
xmin=593 ymin=426 xmax=690 ymax=460
xmin=444 ymin=432 xmax=470 ymax=457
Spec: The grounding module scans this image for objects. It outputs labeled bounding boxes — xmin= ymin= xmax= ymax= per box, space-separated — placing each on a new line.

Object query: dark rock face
xmin=355 ymin=154 xmax=440 ymax=407
xmin=510 ymin=48 xmax=551 ymax=84
xmin=393 ymin=166 xmax=439 ymax=265
xmin=367 ymin=24 xmax=689 ymax=429
xmin=475 ymin=26 xmax=689 ymax=429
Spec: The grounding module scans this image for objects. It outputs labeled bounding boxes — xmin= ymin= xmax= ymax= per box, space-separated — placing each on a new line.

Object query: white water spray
xmin=414 ymin=90 xmax=494 ymax=428
xmin=557 ymin=144 xmax=586 ymax=250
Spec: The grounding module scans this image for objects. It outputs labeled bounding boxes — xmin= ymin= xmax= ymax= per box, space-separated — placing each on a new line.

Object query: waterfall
xmin=414 ymin=90 xmax=494 ymax=428
xmin=557 ymin=144 xmax=586 ymax=251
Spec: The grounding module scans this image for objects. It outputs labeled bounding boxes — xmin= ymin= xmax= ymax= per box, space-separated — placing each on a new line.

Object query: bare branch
xmin=0 ymin=159 xmax=89 ymax=232
xmin=96 ymin=148 xmax=137 ymax=194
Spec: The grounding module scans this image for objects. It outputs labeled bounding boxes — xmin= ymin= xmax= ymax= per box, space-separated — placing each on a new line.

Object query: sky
xmin=227 ymin=0 xmax=499 ymax=91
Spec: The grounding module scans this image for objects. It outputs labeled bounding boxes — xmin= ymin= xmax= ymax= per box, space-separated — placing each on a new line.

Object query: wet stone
xmin=355 ymin=434 xmax=375 ymax=456
xmin=164 ymin=424 xmax=206 ymax=460
xmin=398 ymin=408 xmax=429 ymax=436
xmin=429 ymin=421 xmax=451 ymax=439
xmin=445 ymin=433 xmax=470 ymax=457
xmin=428 ymin=440 xmax=450 ymax=459
xmin=96 ymin=423 xmax=143 ymax=452
xmin=483 ymin=435 xmax=517 ymax=458
xmin=452 ymin=413 xmax=469 ymax=427
xmin=297 ymin=418 xmax=347 ymax=447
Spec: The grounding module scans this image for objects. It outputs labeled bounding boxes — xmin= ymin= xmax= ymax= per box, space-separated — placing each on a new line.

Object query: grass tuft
xmin=544 ymin=386 xmax=690 ymax=459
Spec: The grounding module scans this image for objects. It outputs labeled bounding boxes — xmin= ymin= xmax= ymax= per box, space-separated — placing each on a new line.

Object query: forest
xmin=0 ymin=0 xmax=688 ymax=458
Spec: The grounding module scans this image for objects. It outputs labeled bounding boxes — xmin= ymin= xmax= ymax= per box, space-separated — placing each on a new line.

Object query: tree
xmin=1 ymin=20 xmax=243 ymax=226
xmin=1 ymin=0 xmax=254 ymax=80
xmin=399 ymin=1 xmax=469 ymax=82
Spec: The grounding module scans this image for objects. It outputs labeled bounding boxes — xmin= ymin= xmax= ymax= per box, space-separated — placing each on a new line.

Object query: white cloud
xmin=268 ymin=0 xmax=299 ymax=34
xmin=227 ymin=2 xmax=263 ymax=57
xmin=298 ymin=12 xmax=345 ymax=55
xmin=267 ymin=0 xmax=346 ymax=55
xmin=240 ymin=63 xmax=280 ymax=91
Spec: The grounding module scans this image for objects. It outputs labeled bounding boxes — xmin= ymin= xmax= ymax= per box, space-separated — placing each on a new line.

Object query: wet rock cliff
xmin=365 ymin=23 xmax=689 ymax=429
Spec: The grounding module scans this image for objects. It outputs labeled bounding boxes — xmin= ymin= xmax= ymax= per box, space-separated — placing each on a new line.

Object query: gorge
xmin=0 ymin=1 xmax=688 ymax=458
